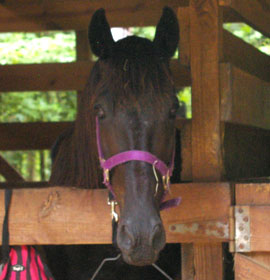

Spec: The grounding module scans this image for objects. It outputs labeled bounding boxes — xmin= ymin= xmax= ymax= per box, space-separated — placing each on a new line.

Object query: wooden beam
xmin=187 ymin=1 xmax=224 ymax=279
xmin=223 ymin=30 xmax=270 ymax=83
xmin=0 ymin=0 xmax=189 ymax=32
xmin=236 ymin=183 xmax=270 ymax=206
xmin=0 ymin=62 xmax=92 ymax=92
xmin=220 ymin=0 xmax=270 ymax=38
xmin=0 ymin=60 xmax=190 ymax=93
xmin=0 ymin=183 xmax=231 ymax=245
xmin=0 ymin=122 xmax=72 ymax=150
xmin=0 ymin=155 xmax=24 ymax=182
xmin=235 ymin=253 xmax=270 ymax=280
xmin=220 ymin=63 xmax=270 ymax=130
xmin=193 ymin=244 xmax=224 ymax=280
xmin=179 ymin=119 xmax=192 ymax=181
xmin=190 ymin=0 xmax=224 ymax=181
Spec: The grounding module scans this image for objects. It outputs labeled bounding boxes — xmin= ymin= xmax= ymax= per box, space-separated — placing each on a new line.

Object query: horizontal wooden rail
xmin=0 ymin=122 xmax=71 ymax=150
xmin=220 ymin=0 xmax=270 ymax=38
xmin=0 ymin=155 xmax=25 ymax=181
xmin=220 ymin=63 xmax=270 ymax=130
xmin=0 ymin=118 xmax=189 ymax=151
xmin=0 ymin=183 xmax=231 ymax=245
xmin=223 ymin=30 xmax=270 ymax=83
xmin=0 ymin=0 xmax=188 ymax=32
xmin=0 ymin=61 xmax=190 ymax=92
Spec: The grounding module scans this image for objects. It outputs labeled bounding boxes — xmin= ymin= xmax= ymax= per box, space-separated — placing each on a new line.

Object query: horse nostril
xmin=151 ymin=223 xmax=166 ymax=252
xmin=118 ymin=224 xmax=135 ymax=252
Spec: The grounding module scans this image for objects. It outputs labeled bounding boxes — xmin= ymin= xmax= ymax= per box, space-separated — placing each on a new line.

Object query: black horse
xmin=48 ymin=7 xmax=181 ymax=279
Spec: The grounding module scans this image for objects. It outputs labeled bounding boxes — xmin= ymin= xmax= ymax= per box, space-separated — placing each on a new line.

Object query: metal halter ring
xmin=107 ymin=199 xmax=118 ymax=222
xmin=162 ymin=171 xmax=171 ymax=193
xmin=104 ymin=169 xmax=109 ymax=183
xmin=152 ymin=160 xmax=159 ymax=196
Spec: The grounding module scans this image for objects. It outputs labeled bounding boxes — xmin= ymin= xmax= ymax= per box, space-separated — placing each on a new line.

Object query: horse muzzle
xmin=116 ymin=217 xmax=166 ymax=266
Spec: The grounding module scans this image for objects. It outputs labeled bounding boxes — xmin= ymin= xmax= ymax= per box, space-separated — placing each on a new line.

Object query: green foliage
xmin=0 ymin=31 xmax=76 ymax=64
xmin=224 ymin=23 xmax=270 ymax=55
xmin=177 ymin=87 xmax=192 ymax=118
xmin=0 ymin=32 xmax=77 ymax=182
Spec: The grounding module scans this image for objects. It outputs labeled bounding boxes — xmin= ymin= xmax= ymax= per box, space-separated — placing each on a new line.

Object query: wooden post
xmin=75 ymin=29 xmax=91 ymax=104
xmin=181 ymin=0 xmax=225 ymax=279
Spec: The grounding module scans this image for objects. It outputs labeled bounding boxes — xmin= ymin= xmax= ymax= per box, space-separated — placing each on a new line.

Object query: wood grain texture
xmin=0 ymin=183 xmax=231 ymax=245
xmin=193 ymin=243 xmax=223 ymax=280
xmin=181 ymin=244 xmax=195 ymax=280
xmin=236 ymin=183 xmax=270 ymax=205
xmin=220 ymin=0 xmax=270 ymax=37
xmin=0 ymin=0 xmax=188 ymax=32
xmin=0 ymin=60 xmax=190 ymax=92
xmin=190 ymin=0 xmax=224 ymax=181
xmin=220 ymin=63 xmax=270 ymax=130
xmin=188 ymin=1 xmax=224 ymax=279
xmin=0 ymin=122 xmax=72 ymax=150
xmin=180 ymin=120 xmax=192 ymax=181
xmin=235 ymin=253 xmax=270 ymax=280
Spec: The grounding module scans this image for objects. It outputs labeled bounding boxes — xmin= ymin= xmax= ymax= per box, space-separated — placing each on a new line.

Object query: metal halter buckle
xmin=162 ymin=170 xmax=171 ymax=193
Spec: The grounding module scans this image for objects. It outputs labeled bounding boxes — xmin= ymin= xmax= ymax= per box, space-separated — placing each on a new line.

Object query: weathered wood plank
xmin=223 ymin=30 xmax=270 ymax=83
xmin=235 ymin=253 xmax=270 ymax=280
xmin=0 ymin=155 xmax=24 ymax=182
xmin=0 ymin=62 xmax=92 ymax=92
xmin=190 ymin=0 xmax=224 ymax=181
xmin=220 ymin=0 xmax=270 ymax=38
xmin=220 ymin=63 xmax=270 ymax=130
xmin=0 ymin=183 xmax=231 ymax=245
xmin=181 ymin=244 xmax=195 ymax=280
xmin=0 ymin=122 xmax=72 ymax=150
xmin=188 ymin=1 xmax=224 ymax=279
xmin=180 ymin=119 xmax=192 ymax=181
xmin=0 ymin=0 xmax=188 ymax=32
xmin=236 ymin=183 xmax=270 ymax=206
xmin=193 ymin=244 xmax=224 ymax=280
xmin=0 ymin=61 xmax=190 ymax=92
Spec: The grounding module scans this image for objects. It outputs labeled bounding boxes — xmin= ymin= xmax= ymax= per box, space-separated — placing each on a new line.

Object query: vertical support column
xmin=75 ymin=30 xmax=91 ymax=104
xmin=181 ymin=1 xmax=224 ymax=279
xmin=190 ymin=0 xmax=224 ymax=181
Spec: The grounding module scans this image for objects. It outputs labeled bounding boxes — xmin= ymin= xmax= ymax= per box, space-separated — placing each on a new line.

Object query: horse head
xmin=88 ymin=7 xmax=179 ymax=266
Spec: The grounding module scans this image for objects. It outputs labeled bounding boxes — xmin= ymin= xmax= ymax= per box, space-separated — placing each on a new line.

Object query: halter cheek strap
xmin=96 ymin=117 xmax=181 ymax=211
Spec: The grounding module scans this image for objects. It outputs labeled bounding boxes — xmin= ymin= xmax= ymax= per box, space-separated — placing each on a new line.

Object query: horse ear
xmin=88 ymin=9 xmax=115 ymax=58
xmin=153 ymin=7 xmax=179 ymax=58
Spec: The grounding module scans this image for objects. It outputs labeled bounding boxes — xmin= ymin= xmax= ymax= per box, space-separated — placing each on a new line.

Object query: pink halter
xmin=96 ymin=117 xmax=181 ymax=210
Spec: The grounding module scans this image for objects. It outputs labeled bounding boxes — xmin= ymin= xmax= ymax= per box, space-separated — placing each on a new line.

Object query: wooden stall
xmin=1 ymin=0 xmax=270 ymax=279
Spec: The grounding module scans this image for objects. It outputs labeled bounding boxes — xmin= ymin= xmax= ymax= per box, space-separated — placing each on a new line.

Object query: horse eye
xmin=94 ymin=104 xmax=105 ymax=119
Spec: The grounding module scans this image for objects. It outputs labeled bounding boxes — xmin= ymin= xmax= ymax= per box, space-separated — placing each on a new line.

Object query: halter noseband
xmin=96 ymin=117 xmax=181 ymax=213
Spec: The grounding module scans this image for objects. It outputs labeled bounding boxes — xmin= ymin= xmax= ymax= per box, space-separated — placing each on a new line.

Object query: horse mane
xmin=49 ymin=36 xmax=174 ymax=189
